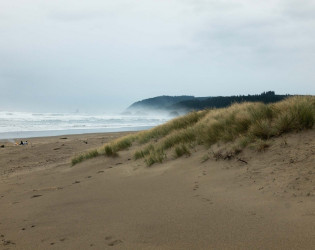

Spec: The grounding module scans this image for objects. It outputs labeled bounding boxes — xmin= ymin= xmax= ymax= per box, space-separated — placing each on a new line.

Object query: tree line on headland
xmin=127 ymin=91 xmax=290 ymax=114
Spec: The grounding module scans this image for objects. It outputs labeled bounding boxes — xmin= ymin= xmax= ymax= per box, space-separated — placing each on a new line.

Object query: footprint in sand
xmin=105 ymin=236 xmax=123 ymax=246
xmin=31 ymin=194 xmax=42 ymax=198
xmin=1 ymin=235 xmax=15 ymax=246
xmin=193 ymin=181 xmax=199 ymax=191
xmin=2 ymin=239 xmax=15 ymax=246
xmin=97 ymin=170 xmax=104 ymax=174
xmin=72 ymin=181 xmax=80 ymax=184
xmin=202 ymin=197 xmax=213 ymax=205
xmin=33 ymin=187 xmax=63 ymax=192
xmin=108 ymin=240 xmax=123 ymax=246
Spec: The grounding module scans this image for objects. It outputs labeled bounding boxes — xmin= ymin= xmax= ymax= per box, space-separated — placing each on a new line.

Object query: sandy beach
xmin=0 ymin=130 xmax=314 ymax=249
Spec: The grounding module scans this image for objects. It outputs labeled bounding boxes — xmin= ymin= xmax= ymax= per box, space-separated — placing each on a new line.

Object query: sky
xmin=1 ymin=0 xmax=315 ymax=113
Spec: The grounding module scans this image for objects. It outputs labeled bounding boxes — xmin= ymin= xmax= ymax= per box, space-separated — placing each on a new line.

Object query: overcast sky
xmin=1 ymin=0 xmax=314 ymax=113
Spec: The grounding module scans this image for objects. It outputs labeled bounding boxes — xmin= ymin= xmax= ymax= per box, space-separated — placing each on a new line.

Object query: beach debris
xmin=237 ymin=158 xmax=248 ymax=164
xmin=60 ymin=137 xmax=68 ymax=140
xmin=0 ymin=145 xmax=4 ymax=148
xmin=19 ymin=140 xmax=28 ymax=145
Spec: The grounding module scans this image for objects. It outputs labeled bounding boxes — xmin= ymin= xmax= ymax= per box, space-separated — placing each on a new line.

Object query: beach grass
xmin=72 ymin=96 xmax=315 ymax=166
xmin=72 ymin=149 xmax=99 ymax=166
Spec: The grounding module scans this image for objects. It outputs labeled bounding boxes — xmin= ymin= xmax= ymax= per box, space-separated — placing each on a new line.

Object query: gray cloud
xmin=281 ymin=0 xmax=315 ymax=20
xmin=0 ymin=0 xmax=314 ymax=113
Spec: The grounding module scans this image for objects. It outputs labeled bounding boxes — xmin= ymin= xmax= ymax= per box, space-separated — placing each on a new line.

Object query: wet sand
xmin=0 ymin=130 xmax=314 ymax=249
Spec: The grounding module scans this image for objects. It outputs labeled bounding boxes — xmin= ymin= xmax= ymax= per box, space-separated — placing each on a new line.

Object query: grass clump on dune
xmin=72 ymin=149 xmax=99 ymax=166
xmin=134 ymin=144 xmax=154 ymax=160
xmin=99 ymin=135 xmax=137 ymax=157
xmin=72 ymin=96 xmax=315 ymax=166
xmin=144 ymin=148 xmax=166 ymax=166
xmin=174 ymin=144 xmax=191 ymax=158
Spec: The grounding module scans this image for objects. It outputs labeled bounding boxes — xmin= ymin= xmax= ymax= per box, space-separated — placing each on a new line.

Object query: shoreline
xmin=0 ymin=126 xmax=152 ymax=140
xmin=0 ymin=131 xmax=135 ymax=177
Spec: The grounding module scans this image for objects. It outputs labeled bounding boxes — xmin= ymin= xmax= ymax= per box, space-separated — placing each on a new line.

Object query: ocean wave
xmin=0 ymin=111 xmax=170 ymax=134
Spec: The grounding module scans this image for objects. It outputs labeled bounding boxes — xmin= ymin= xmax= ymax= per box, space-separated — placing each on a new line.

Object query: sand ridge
xmin=0 ymin=130 xmax=314 ymax=249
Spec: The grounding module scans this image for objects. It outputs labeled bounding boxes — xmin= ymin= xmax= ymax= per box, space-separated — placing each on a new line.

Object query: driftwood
xmin=237 ymin=158 xmax=248 ymax=164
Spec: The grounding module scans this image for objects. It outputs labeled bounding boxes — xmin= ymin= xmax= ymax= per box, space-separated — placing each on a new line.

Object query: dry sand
xmin=0 ymin=130 xmax=314 ymax=249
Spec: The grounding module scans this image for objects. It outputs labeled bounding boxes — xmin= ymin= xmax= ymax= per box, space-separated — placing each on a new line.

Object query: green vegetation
xmin=127 ymin=91 xmax=289 ymax=113
xmin=127 ymin=95 xmax=195 ymax=111
xmin=72 ymin=96 xmax=315 ymax=166
xmin=174 ymin=144 xmax=191 ymax=158
xmin=71 ymin=149 xmax=99 ymax=166
xmin=144 ymin=148 xmax=166 ymax=166
xmin=136 ymin=110 xmax=208 ymax=144
xmin=172 ymin=91 xmax=289 ymax=111
xmin=103 ymin=145 xmax=117 ymax=157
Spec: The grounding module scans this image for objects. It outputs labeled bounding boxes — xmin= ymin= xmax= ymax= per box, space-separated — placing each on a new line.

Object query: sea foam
xmin=0 ymin=111 xmax=170 ymax=139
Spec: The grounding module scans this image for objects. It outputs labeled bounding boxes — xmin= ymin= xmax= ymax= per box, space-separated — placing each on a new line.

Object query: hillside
xmin=126 ymin=91 xmax=290 ymax=115
xmin=126 ymin=95 xmax=196 ymax=113
xmin=171 ymin=91 xmax=289 ymax=111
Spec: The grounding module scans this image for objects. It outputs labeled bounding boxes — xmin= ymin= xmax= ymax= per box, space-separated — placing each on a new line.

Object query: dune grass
xmin=72 ymin=96 xmax=315 ymax=166
xmin=72 ymin=149 xmax=99 ymax=166
xmin=174 ymin=144 xmax=191 ymax=158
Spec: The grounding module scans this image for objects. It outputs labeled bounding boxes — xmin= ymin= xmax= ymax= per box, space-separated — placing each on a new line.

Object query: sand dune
xmin=0 ymin=130 xmax=314 ymax=249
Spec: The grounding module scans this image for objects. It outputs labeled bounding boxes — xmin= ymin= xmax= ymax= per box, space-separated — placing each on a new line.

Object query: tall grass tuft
xmin=144 ymin=148 xmax=166 ymax=166
xmin=104 ymin=145 xmax=117 ymax=157
xmin=274 ymin=96 xmax=315 ymax=134
xmin=174 ymin=144 xmax=191 ymax=158
xmin=72 ymin=149 xmax=99 ymax=166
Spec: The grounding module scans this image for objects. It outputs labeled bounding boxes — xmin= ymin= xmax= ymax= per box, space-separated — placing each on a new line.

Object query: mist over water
xmin=0 ymin=111 xmax=170 ymax=139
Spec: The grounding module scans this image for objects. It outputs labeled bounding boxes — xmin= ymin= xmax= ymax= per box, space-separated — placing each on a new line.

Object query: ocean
xmin=0 ymin=111 xmax=170 ymax=139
